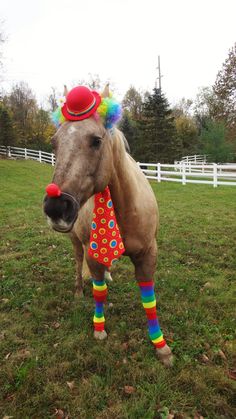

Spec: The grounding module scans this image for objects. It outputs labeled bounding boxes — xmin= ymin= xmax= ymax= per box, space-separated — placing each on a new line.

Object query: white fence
xmin=0 ymin=145 xmax=55 ymax=166
xmin=175 ymin=154 xmax=208 ymax=165
xmin=138 ymin=162 xmax=236 ymax=187
xmin=1 ymin=146 xmax=236 ymax=187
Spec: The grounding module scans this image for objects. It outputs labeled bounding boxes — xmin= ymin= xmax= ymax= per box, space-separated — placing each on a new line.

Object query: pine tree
xmin=138 ymin=88 xmax=182 ymax=163
xmin=119 ymin=111 xmax=138 ymax=155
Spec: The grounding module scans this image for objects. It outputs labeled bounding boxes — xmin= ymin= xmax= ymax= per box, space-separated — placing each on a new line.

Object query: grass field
xmin=0 ymin=159 xmax=236 ymax=419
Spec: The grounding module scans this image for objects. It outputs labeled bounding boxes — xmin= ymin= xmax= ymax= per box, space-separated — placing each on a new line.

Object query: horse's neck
xmin=108 ymin=131 xmax=136 ymax=219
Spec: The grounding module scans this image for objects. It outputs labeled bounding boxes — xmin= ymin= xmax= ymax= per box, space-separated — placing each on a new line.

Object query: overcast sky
xmin=1 ymin=0 xmax=236 ymax=106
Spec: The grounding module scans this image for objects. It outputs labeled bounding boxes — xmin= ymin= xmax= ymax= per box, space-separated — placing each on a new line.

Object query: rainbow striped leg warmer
xmin=138 ymin=281 xmax=166 ymax=349
xmin=92 ymin=279 xmax=108 ymax=332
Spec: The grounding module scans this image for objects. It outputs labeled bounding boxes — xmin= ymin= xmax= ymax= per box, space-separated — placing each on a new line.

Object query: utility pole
xmin=155 ymin=55 xmax=163 ymax=92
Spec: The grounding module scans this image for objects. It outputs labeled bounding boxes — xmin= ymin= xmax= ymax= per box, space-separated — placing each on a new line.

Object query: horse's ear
xmin=101 ymin=83 xmax=110 ymax=98
xmin=63 ymin=85 xmax=68 ymax=97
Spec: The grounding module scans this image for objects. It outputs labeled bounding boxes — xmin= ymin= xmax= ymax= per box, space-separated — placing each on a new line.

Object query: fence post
xmin=213 ymin=163 xmax=217 ymax=187
xmin=8 ymin=146 xmax=11 ymax=157
xmin=157 ymin=163 xmax=161 ymax=182
xmin=51 ymin=153 xmax=54 ymax=166
xmin=39 ymin=150 xmax=42 ymax=163
xmin=182 ymin=163 xmax=186 ymax=185
xmin=24 ymin=148 xmax=27 ymax=160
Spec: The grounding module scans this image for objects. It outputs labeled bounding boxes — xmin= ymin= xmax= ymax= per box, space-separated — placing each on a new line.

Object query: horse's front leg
xmin=70 ymin=233 xmax=84 ymax=297
xmin=85 ymin=251 xmax=107 ymax=340
xmin=131 ymin=241 xmax=173 ymax=367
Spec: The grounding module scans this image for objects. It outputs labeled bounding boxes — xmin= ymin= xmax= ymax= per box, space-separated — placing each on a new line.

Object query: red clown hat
xmin=61 ymin=86 xmax=101 ymax=121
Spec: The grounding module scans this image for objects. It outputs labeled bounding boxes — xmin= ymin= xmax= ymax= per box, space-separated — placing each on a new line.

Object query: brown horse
xmin=43 ymin=87 xmax=173 ymax=367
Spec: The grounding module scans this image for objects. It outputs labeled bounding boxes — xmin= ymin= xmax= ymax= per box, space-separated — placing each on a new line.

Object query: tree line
xmin=0 ymin=40 xmax=236 ymax=162
xmin=120 ymin=43 xmax=236 ymax=163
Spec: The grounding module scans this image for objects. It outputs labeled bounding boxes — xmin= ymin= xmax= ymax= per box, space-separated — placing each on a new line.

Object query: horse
xmin=43 ymin=85 xmax=173 ymax=367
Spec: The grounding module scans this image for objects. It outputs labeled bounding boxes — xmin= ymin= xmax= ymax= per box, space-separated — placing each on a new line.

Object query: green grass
xmin=0 ymin=159 xmax=236 ymax=419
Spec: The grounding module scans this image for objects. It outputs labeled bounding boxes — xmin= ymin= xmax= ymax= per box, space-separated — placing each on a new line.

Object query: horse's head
xmin=43 ymin=117 xmax=114 ymax=232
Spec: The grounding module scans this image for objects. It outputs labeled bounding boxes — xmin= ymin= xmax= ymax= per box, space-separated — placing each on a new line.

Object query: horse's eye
xmin=91 ymin=136 xmax=102 ymax=148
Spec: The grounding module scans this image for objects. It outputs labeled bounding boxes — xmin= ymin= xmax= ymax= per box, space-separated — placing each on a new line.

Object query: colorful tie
xmin=88 ymin=187 xmax=125 ymax=267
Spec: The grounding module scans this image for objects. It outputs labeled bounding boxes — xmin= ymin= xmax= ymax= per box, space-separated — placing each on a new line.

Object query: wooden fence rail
xmin=1 ymin=146 xmax=236 ymax=187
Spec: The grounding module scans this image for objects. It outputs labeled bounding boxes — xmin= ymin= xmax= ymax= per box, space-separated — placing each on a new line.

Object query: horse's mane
xmin=112 ymin=128 xmax=130 ymax=154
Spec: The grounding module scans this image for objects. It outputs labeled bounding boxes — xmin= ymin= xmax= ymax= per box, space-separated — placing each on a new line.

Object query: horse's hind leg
xmin=131 ymin=241 xmax=173 ymax=367
xmin=85 ymin=252 xmax=107 ymax=340
xmin=70 ymin=233 xmax=84 ymax=297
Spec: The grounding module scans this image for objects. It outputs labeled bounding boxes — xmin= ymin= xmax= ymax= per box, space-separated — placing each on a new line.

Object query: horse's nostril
xmin=43 ymin=193 xmax=79 ymax=224
xmin=62 ymin=198 xmax=75 ymax=222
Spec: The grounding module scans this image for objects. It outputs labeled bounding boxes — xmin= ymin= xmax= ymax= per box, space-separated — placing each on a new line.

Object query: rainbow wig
xmin=51 ymin=106 xmax=66 ymax=128
xmin=51 ymin=92 xmax=122 ymax=129
xmin=96 ymin=95 xmax=122 ymax=129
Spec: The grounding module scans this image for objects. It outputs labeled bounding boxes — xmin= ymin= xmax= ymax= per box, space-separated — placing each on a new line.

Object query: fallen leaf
xmin=16 ymin=349 xmax=31 ymax=359
xmin=54 ymin=408 xmax=65 ymax=418
xmin=66 ymin=381 xmax=75 ymax=390
xmin=204 ymin=343 xmax=210 ymax=350
xmin=0 ymin=332 xmax=6 ymax=340
xmin=194 ymin=413 xmax=204 ymax=419
xmin=200 ymin=354 xmax=209 ymax=363
xmin=217 ymin=349 xmax=227 ymax=361
xmin=3 ymin=416 xmax=14 ymax=419
xmin=122 ymin=342 xmax=129 ymax=350
xmin=5 ymin=393 xmax=14 ymax=401
xmin=53 ymin=343 xmax=59 ymax=348
xmin=124 ymin=385 xmax=135 ymax=394
xmin=200 ymin=282 xmax=212 ymax=292
xmin=1 ymin=298 xmax=10 ymax=303
xmin=228 ymin=369 xmax=236 ymax=381
xmin=52 ymin=322 xmax=61 ymax=329
xmin=5 ymin=352 xmax=11 ymax=360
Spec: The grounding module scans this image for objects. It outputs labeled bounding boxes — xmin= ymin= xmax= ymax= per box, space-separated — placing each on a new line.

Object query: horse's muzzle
xmin=43 ymin=192 xmax=79 ymax=232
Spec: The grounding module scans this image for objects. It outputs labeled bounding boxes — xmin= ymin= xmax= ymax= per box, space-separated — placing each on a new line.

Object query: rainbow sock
xmin=93 ymin=279 xmax=108 ymax=332
xmin=138 ymin=281 xmax=166 ymax=349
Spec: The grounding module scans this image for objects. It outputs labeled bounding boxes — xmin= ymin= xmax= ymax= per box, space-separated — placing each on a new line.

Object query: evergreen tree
xmin=119 ymin=111 xmax=138 ymax=155
xmin=138 ymin=88 xmax=182 ymax=163
xmin=0 ymin=103 xmax=15 ymax=147
xmin=200 ymin=120 xmax=233 ymax=163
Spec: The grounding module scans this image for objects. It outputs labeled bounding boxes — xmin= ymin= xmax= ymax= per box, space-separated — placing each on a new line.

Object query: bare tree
xmin=48 ymin=87 xmax=58 ymax=112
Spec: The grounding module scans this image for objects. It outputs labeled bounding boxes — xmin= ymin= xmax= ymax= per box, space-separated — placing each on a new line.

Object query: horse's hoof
xmin=156 ymin=344 xmax=174 ymax=367
xmin=94 ymin=330 xmax=107 ymax=340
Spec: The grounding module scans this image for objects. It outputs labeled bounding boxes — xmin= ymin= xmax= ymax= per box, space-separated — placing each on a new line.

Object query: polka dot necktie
xmin=88 ymin=186 xmax=125 ymax=267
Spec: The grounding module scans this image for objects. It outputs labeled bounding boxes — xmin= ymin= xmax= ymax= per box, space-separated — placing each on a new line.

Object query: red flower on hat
xmin=61 ymin=86 xmax=101 ymax=121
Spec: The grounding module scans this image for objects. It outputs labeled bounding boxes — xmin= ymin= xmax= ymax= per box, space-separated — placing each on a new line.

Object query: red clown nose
xmin=46 ymin=183 xmax=61 ymax=197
